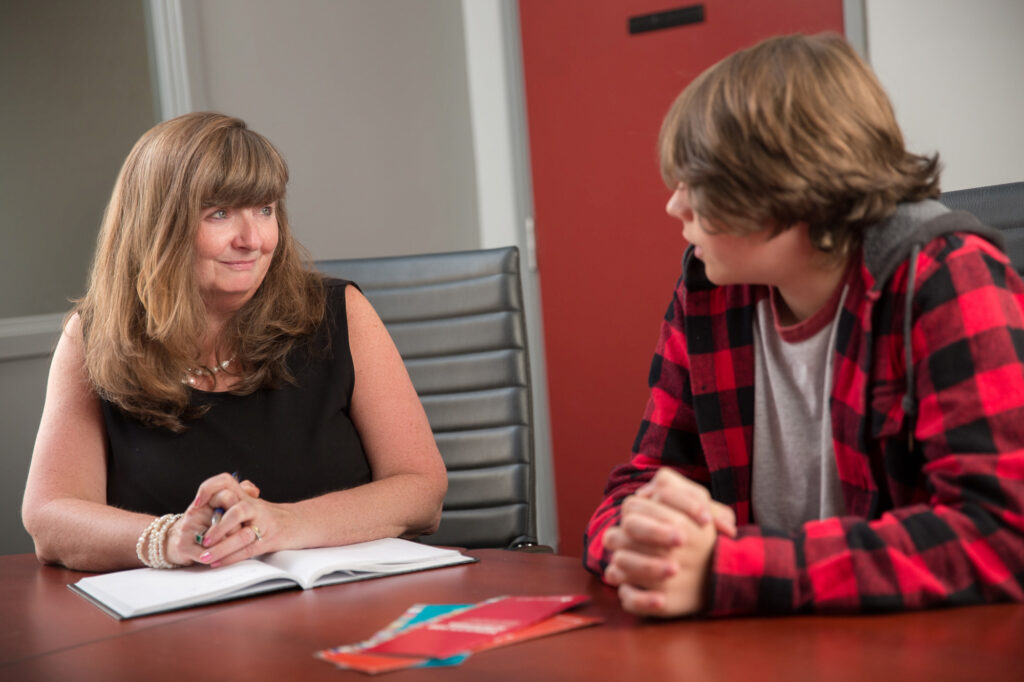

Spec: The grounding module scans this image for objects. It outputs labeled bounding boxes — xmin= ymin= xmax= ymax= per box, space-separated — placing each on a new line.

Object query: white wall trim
xmin=146 ymin=0 xmax=193 ymax=120
xmin=460 ymin=0 xmax=558 ymax=549
xmin=461 ymin=0 xmax=520 ymax=251
xmin=843 ymin=0 xmax=868 ymax=59
xmin=0 ymin=313 xmax=63 ymax=361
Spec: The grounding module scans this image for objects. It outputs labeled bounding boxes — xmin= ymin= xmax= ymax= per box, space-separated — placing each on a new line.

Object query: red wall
xmin=519 ymin=0 xmax=845 ymax=556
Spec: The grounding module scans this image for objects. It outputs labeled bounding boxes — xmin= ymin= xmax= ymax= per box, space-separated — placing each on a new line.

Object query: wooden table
xmin=1 ymin=549 xmax=1021 ymax=681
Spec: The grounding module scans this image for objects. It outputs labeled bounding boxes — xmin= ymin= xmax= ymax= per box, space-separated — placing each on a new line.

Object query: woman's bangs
xmin=202 ymin=131 xmax=287 ymax=209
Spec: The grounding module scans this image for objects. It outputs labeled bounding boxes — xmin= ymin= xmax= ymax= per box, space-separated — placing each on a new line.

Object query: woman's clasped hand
xmin=160 ymin=473 xmax=273 ymax=568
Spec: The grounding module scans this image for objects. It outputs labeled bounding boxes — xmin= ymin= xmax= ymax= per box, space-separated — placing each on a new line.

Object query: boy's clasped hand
xmin=603 ymin=469 xmax=736 ymax=617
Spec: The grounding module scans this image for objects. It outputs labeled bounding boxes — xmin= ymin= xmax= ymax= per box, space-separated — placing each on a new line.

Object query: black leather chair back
xmin=940 ymin=181 xmax=1024 ymax=274
xmin=316 ymin=247 xmax=536 ymax=549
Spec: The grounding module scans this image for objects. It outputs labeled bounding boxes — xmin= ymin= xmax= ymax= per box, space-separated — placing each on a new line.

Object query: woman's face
xmin=193 ymin=203 xmax=279 ymax=313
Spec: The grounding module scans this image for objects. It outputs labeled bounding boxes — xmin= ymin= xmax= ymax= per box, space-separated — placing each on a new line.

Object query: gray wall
xmin=865 ymin=0 xmax=1024 ymax=191
xmin=0 ymin=351 xmax=49 ymax=555
xmin=185 ymin=0 xmax=480 ymax=260
xmin=0 ymin=0 xmax=157 ymax=318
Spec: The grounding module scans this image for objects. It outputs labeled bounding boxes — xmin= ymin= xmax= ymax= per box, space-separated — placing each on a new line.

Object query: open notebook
xmin=69 ymin=538 xmax=476 ymax=619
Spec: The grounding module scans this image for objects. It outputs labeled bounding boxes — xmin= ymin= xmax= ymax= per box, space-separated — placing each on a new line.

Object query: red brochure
xmin=364 ymin=594 xmax=589 ymax=659
xmin=319 ymin=613 xmax=602 ymax=674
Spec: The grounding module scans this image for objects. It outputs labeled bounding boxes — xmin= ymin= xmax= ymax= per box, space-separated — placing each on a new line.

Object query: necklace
xmin=182 ymin=358 xmax=234 ymax=387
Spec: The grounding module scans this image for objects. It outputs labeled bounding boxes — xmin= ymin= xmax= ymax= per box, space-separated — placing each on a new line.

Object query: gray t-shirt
xmin=751 ymin=285 xmax=848 ymax=534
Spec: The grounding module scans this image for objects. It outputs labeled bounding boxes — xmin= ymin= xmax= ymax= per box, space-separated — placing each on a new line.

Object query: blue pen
xmin=210 ymin=471 xmax=240 ymax=526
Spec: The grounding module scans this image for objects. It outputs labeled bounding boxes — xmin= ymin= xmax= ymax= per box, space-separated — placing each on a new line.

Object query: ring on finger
xmin=251 ymin=525 xmax=262 ymax=543
xmin=194 ymin=532 xmax=204 ymax=545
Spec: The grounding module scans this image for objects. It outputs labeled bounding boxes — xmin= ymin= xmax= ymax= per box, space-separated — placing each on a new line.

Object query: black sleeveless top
xmin=102 ymin=280 xmax=372 ymax=515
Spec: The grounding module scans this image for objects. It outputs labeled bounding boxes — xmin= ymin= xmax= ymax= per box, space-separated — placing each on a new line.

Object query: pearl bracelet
xmin=135 ymin=513 xmax=183 ymax=569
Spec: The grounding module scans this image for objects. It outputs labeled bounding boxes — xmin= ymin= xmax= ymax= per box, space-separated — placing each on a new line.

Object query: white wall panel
xmin=866 ymin=0 xmax=1024 ymax=190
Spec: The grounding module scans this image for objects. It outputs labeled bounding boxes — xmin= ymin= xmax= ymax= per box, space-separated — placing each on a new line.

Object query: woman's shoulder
xmin=63 ymin=310 xmax=84 ymax=337
xmin=58 ymin=311 xmax=88 ymax=358
xmin=321 ymin=277 xmax=362 ymax=315
xmin=315 ymin=278 xmax=384 ymax=346
xmin=322 ymin=275 xmax=361 ymax=296
xmin=314 ymin=278 xmax=378 ymax=348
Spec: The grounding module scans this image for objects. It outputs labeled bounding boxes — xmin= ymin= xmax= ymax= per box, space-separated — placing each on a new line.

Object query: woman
xmin=22 ymin=112 xmax=448 ymax=572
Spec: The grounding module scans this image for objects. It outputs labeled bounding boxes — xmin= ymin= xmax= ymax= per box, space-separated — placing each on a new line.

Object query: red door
xmin=519 ymin=0 xmax=845 ymax=556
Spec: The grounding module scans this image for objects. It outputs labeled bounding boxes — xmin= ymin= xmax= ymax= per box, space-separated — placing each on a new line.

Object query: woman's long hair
xmin=75 ymin=112 xmax=325 ymax=432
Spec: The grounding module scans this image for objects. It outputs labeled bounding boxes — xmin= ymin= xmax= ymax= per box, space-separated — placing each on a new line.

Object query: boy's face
xmin=665 ymin=185 xmax=815 ymax=288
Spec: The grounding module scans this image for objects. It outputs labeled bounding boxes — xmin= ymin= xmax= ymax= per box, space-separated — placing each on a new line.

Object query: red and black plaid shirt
xmin=585 ymin=220 xmax=1024 ymax=614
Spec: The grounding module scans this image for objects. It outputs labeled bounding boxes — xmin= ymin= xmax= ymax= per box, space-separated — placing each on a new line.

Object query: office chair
xmin=317 ymin=247 xmax=540 ymax=550
xmin=940 ymin=181 xmax=1024 ymax=274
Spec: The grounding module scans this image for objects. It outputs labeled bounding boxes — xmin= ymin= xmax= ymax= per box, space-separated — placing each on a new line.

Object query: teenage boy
xmin=585 ymin=33 xmax=1024 ymax=617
